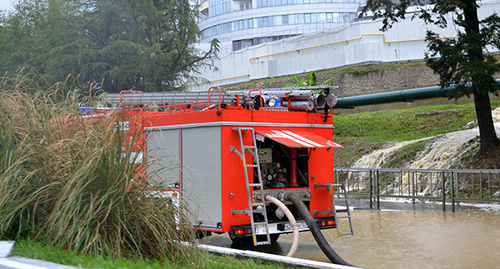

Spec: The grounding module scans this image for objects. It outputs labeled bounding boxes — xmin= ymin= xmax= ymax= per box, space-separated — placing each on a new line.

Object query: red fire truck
xmin=100 ymin=86 xmax=353 ymax=257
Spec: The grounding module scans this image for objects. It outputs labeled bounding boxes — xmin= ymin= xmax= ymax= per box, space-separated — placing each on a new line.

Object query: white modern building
xmin=197 ymin=0 xmax=363 ymax=54
xmin=190 ymin=0 xmax=500 ymax=91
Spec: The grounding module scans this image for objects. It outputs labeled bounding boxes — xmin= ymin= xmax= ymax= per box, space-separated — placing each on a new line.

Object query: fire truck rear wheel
xmin=256 ymin=234 xmax=280 ymax=243
xmin=269 ymin=234 xmax=280 ymax=242
xmin=230 ymin=234 xmax=280 ymax=246
xmin=230 ymin=236 xmax=253 ymax=246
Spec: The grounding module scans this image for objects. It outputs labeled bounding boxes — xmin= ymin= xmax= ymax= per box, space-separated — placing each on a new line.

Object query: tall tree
xmin=0 ymin=0 xmax=219 ymax=92
xmin=360 ymin=0 xmax=500 ymax=157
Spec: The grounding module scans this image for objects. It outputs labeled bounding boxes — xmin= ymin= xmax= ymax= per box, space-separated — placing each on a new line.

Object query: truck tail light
xmin=230 ymin=225 xmax=253 ymax=238
xmin=316 ymin=218 xmax=336 ymax=228
xmin=234 ymin=228 xmax=251 ymax=236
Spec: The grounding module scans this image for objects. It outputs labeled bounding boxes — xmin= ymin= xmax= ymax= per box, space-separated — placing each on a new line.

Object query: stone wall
xmin=226 ymin=62 xmax=440 ymax=96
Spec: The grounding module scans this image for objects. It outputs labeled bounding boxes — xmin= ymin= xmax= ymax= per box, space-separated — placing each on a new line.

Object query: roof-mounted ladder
xmin=230 ymin=127 xmax=271 ymax=246
xmin=314 ymin=183 xmax=354 ymax=237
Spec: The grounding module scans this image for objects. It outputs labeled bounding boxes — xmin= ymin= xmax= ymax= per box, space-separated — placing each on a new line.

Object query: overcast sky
xmin=0 ymin=0 xmax=14 ymax=12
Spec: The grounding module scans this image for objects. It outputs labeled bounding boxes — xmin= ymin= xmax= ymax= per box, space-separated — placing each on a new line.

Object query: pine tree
xmin=0 ymin=0 xmax=219 ymax=92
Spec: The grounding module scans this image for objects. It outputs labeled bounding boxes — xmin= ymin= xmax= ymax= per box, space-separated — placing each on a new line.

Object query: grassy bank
xmin=332 ymin=101 xmax=500 ymax=168
xmin=10 ymin=240 xmax=282 ymax=269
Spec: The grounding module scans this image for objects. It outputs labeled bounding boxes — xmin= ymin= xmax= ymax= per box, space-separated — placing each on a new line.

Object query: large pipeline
xmin=333 ymin=83 xmax=477 ymax=109
xmin=283 ymin=192 xmax=353 ymax=266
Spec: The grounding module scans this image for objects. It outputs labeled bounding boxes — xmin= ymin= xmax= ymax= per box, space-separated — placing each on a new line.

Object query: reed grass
xmin=0 ymin=72 xmax=199 ymax=263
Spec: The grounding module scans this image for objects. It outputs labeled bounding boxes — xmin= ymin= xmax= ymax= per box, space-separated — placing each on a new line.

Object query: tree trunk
xmin=464 ymin=0 xmax=500 ymax=157
xmin=473 ymin=87 xmax=499 ymax=156
xmin=155 ymin=78 xmax=163 ymax=92
xmin=104 ymin=74 xmax=114 ymax=93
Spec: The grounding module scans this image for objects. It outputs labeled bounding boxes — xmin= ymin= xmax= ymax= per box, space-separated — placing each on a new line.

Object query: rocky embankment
xmin=352 ymin=107 xmax=500 ymax=170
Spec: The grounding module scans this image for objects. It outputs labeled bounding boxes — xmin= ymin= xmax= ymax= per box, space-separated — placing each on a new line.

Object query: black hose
xmin=283 ymin=192 xmax=354 ymax=267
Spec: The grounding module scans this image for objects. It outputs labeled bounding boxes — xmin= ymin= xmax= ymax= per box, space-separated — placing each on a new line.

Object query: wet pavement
xmin=202 ymin=203 xmax=500 ymax=269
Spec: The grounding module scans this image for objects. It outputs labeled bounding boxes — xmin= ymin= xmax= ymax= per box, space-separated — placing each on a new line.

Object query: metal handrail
xmin=119 ymin=90 xmax=144 ymax=106
xmin=334 ymin=167 xmax=500 ymax=212
xmin=248 ymin=89 xmax=263 ymax=110
xmin=208 ymin=86 xmax=222 ymax=108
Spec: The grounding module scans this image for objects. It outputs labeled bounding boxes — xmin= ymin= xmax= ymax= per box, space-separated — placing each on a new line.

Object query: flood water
xmin=201 ymin=206 xmax=500 ymax=268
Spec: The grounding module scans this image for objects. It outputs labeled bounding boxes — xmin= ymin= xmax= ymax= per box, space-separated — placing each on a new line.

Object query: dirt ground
xmin=471 ymin=148 xmax=500 ymax=169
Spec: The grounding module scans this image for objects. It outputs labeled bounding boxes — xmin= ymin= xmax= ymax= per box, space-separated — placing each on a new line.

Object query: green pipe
xmin=333 ymin=82 xmax=481 ymax=109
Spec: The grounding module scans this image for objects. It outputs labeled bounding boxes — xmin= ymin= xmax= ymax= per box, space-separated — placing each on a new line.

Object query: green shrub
xmin=0 ymin=72 xmax=198 ymax=262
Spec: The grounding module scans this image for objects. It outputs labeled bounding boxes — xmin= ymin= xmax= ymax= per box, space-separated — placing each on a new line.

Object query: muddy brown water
xmin=201 ymin=206 xmax=500 ymax=268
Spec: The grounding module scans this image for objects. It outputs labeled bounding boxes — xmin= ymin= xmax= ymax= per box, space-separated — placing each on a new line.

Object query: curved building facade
xmin=197 ymin=0 xmax=362 ymax=53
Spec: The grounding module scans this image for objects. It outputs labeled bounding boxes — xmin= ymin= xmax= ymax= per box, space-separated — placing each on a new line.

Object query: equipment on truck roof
xmin=101 ymin=85 xmax=337 ymax=112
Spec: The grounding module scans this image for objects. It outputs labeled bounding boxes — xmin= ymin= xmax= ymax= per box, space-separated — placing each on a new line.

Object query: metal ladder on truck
xmin=230 ymin=127 xmax=271 ymax=246
xmin=314 ymin=183 xmax=354 ymax=236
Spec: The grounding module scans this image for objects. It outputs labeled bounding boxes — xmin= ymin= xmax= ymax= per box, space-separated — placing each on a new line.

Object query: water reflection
xmin=202 ymin=207 xmax=500 ymax=268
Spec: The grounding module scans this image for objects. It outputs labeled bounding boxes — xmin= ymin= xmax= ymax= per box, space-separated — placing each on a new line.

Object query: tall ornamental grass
xmin=0 ymin=72 xmax=198 ymax=263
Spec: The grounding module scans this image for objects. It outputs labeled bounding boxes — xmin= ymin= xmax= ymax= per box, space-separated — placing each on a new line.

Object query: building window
xmin=305 ymin=13 xmax=311 ymax=23
xmin=234 ymin=19 xmax=253 ymax=31
xmin=201 ymin=12 xmax=355 ymax=40
xmin=275 ymin=16 xmax=282 ymax=26
xmin=239 ymin=1 xmax=251 ymax=11
xmin=202 ymin=22 xmax=232 ymax=39
xmin=254 ymin=0 xmax=360 ymax=8
xmin=233 ymin=34 xmax=299 ymax=51
xmin=282 ymin=15 xmax=289 ymax=25
xmin=332 ymin=13 xmax=339 ymax=22
xmin=311 ymin=13 xmax=318 ymax=23
xmin=209 ymin=0 xmax=230 ymax=17
xmin=254 ymin=12 xmax=355 ymax=28
xmin=326 ymin=13 xmax=333 ymax=22
xmin=319 ymin=13 xmax=326 ymax=22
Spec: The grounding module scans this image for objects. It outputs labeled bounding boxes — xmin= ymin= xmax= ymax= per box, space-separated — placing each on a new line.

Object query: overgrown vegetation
xmin=0 ymin=72 xmax=200 ymax=264
xmin=284 ymin=71 xmax=333 ymax=87
xmin=332 ymin=102 xmax=500 ymax=168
